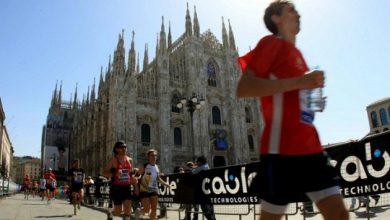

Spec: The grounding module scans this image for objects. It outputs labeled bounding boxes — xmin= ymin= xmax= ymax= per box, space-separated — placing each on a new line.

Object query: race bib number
xmin=118 ymin=169 xmax=130 ymax=183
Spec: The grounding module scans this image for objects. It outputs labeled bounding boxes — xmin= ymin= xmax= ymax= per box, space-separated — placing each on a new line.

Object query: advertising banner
xmin=43 ymin=145 xmax=69 ymax=180
xmin=326 ymin=132 xmax=390 ymax=197
xmin=157 ymin=132 xmax=390 ymax=204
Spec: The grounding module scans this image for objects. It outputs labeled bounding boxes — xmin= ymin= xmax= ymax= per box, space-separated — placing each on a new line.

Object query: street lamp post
xmin=177 ymin=95 xmax=206 ymax=161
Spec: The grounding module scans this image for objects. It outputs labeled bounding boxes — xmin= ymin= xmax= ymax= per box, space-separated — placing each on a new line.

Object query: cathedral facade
xmin=45 ymin=5 xmax=262 ymax=176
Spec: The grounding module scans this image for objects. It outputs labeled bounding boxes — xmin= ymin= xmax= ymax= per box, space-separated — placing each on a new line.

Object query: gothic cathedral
xmin=44 ymin=4 xmax=262 ymax=176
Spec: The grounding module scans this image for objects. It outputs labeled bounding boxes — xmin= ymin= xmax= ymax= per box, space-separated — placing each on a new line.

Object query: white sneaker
xmin=124 ymin=216 xmax=131 ymax=220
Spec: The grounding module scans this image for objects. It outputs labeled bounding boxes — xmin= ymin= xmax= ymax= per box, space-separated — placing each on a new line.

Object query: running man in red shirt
xmin=236 ymin=1 xmax=349 ymax=220
xmin=23 ymin=174 xmax=32 ymax=200
xmin=44 ymin=168 xmax=56 ymax=204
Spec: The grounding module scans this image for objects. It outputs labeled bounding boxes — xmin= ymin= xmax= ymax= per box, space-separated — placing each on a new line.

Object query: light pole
xmin=177 ymin=94 xmax=206 ymax=161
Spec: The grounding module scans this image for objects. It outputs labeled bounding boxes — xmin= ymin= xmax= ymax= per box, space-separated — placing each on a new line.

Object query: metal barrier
xmin=214 ymin=204 xmax=252 ymax=220
xmin=0 ymin=178 xmax=19 ymax=198
xmin=253 ymin=202 xmax=299 ymax=220
xmin=174 ymin=193 xmax=390 ymax=220
xmin=159 ymin=203 xmax=185 ymax=220
xmin=79 ymin=183 xmax=390 ymax=220
xmin=248 ymin=193 xmax=390 ymax=220
xmin=0 ymin=177 xmax=7 ymax=198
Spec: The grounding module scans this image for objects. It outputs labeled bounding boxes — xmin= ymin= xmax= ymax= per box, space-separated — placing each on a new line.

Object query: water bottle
xmin=309 ymin=87 xmax=324 ymax=112
xmin=308 ymin=66 xmax=325 ymax=112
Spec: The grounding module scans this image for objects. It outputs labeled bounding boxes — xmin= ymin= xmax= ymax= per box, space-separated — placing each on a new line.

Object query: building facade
xmin=366 ymin=97 xmax=390 ymax=134
xmin=13 ymin=156 xmax=41 ymax=184
xmin=0 ymin=98 xmax=13 ymax=179
xmin=44 ymin=5 xmax=262 ymax=176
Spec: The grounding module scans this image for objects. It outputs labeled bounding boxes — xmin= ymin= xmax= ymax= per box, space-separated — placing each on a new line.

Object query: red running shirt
xmin=238 ymin=35 xmax=322 ymax=155
xmin=112 ymin=157 xmax=132 ymax=186
xmin=23 ymin=176 xmax=31 ymax=186
xmin=44 ymin=172 xmax=56 ymax=184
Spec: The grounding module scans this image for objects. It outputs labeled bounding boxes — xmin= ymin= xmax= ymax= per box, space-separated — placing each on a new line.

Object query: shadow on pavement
xmin=354 ymin=211 xmax=377 ymax=219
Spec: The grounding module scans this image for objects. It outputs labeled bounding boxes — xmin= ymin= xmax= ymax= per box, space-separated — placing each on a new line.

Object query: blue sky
xmin=1 ymin=0 xmax=389 ymax=158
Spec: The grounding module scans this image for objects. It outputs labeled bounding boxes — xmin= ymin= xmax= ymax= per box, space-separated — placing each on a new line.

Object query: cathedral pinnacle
xmin=73 ymin=83 xmax=78 ymax=109
xmin=168 ymin=21 xmax=172 ymax=48
xmin=86 ymin=86 xmax=90 ymax=105
xmin=58 ymin=80 xmax=63 ymax=106
xmin=51 ymin=80 xmax=58 ymax=108
xmin=159 ymin=16 xmax=166 ymax=53
xmin=228 ymin=19 xmax=236 ymax=50
xmin=91 ymin=78 xmax=96 ymax=102
xmin=222 ymin=17 xmax=229 ymax=49
xmin=136 ymin=52 xmax=140 ymax=73
xmin=131 ymin=31 xmax=135 ymax=51
xmin=128 ymin=30 xmax=136 ymax=75
xmin=193 ymin=5 xmax=200 ymax=38
xmin=185 ymin=2 xmax=192 ymax=36
xmin=143 ymin=44 xmax=149 ymax=71
xmin=99 ymin=66 xmax=104 ymax=92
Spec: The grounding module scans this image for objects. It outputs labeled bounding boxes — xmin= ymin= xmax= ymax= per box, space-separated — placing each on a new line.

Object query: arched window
xmin=248 ymin=135 xmax=254 ymax=151
xmin=207 ymin=62 xmax=217 ymax=87
xmin=245 ymin=107 xmax=252 ymax=123
xmin=371 ymin=111 xmax=379 ymax=128
xmin=212 ymin=106 xmax=221 ymax=125
xmin=174 ymin=127 xmax=182 ymax=146
xmin=141 ymin=124 xmax=151 ymax=145
xmin=380 ymin=108 xmax=388 ymax=126
xmin=171 ymin=94 xmax=181 ymax=113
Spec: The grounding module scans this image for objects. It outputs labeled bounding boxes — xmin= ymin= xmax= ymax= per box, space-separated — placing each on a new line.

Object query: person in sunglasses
xmin=103 ymin=141 xmax=138 ymax=220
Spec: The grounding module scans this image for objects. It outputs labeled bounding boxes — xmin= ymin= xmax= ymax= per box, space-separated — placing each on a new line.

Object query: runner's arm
xmin=102 ymin=158 xmax=116 ymax=178
xmin=236 ymin=67 xmax=324 ymax=97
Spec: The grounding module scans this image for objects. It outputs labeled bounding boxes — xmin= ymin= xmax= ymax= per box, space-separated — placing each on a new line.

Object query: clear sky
xmin=1 ymin=0 xmax=389 ymax=158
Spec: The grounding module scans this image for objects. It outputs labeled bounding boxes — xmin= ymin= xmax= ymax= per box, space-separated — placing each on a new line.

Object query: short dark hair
xmin=113 ymin=141 xmax=126 ymax=154
xmin=196 ymin=156 xmax=207 ymax=165
xmin=263 ymin=0 xmax=292 ymax=35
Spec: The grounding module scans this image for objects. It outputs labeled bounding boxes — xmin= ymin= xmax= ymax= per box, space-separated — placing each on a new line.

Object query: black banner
xmin=326 ymin=132 xmax=390 ymax=197
xmin=157 ymin=132 xmax=390 ymax=203
xmin=159 ymin=162 xmax=260 ymax=204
